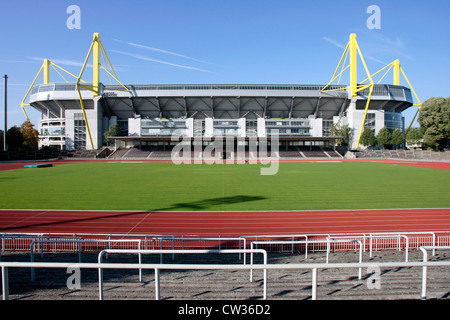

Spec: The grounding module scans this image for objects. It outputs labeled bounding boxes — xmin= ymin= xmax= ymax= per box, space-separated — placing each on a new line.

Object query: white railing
xmin=419 ymin=245 xmax=450 ymax=300
xmin=2 ymin=231 xmax=450 ymax=256
xmin=2 ymin=259 xmax=450 ymax=301
xmin=250 ymin=239 xmax=363 ymax=282
xmin=243 ymin=234 xmax=309 ymax=254
xmin=29 ymin=239 xmax=142 ymax=281
xmin=97 ymin=249 xmax=267 ymax=300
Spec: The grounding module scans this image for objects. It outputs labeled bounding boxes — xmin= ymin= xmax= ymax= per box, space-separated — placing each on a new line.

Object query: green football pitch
xmin=0 ymin=161 xmax=449 ymax=211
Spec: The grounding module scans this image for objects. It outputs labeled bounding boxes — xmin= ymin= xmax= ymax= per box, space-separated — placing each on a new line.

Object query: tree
xmin=0 ymin=130 xmax=3 ymax=150
xmin=6 ymin=126 xmax=23 ymax=151
xmin=417 ymin=97 xmax=450 ymax=149
xmin=330 ymin=121 xmax=351 ymax=146
xmin=376 ymin=127 xmax=391 ymax=148
xmin=391 ymin=128 xmax=405 ymax=149
xmin=405 ymin=127 xmax=422 ymax=147
xmin=20 ymin=120 xmax=39 ymax=150
xmin=360 ymin=128 xmax=377 ymax=147
xmin=104 ymin=124 xmax=122 ymax=146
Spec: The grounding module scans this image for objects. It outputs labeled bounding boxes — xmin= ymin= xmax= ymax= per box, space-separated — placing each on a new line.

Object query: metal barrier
xmin=419 ymin=245 xmax=450 ymax=300
xmin=97 ymin=249 xmax=267 ymax=300
xmin=106 ymin=234 xmax=173 ymax=250
xmin=30 ymin=239 xmax=142 ymax=280
xmin=1 ymin=234 xmax=82 ymax=261
xmin=250 ymin=239 xmax=363 ymax=281
xmin=367 ymin=231 xmax=436 ymax=255
xmin=2 ymin=231 xmax=448 ymax=255
xmin=328 ymin=234 xmax=409 ymax=262
xmin=2 ymin=260 xmax=450 ymax=301
xmin=1 ymin=234 xmax=43 ymax=253
xmin=241 ymin=234 xmax=308 ymax=254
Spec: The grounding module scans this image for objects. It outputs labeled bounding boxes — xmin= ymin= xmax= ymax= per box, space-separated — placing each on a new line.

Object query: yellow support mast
xmin=367 ymin=59 xmax=422 ymax=130
xmin=349 ymin=33 xmax=358 ymax=98
xmin=322 ymin=33 xmax=374 ymax=149
xmin=393 ymin=59 xmax=400 ymax=86
xmin=21 ymin=59 xmax=87 ymax=122
xmin=75 ymin=32 xmax=129 ymax=149
xmin=43 ymin=59 xmax=50 ymax=84
xmin=92 ymin=33 xmax=100 ymax=97
xmin=21 ymin=33 xmax=128 ymax=150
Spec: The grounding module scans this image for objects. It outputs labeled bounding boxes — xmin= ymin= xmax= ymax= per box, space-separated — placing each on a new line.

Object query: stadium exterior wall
xmin=30 ymin=83 xmax=411 ymax=151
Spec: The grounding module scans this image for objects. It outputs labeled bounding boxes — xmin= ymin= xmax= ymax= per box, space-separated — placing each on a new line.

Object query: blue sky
xmin=1 ymin=0 xmax=449 ymax=130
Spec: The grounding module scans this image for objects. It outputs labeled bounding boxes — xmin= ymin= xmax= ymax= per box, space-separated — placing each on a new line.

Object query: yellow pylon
xmin=322 ymin=33 xmax=374 ymax=149
xmin=22 ymin=33 xmax=129 ymax=150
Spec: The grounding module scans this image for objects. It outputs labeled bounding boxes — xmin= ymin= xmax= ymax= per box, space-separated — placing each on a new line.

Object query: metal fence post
xmin=2 ymin=266 xmax=9 ymax=300
xmin=312 ymin=268 xmax=318 ymax=300
xmin=98 ymin=266 xmax=104 ymax=300
xmin=420 ymin=247 xmax=428 ymax=300
xmin=155 ymin=268 xmax=160 ymax=300
xmin=139 ymin=251 xmax=142 ymax=282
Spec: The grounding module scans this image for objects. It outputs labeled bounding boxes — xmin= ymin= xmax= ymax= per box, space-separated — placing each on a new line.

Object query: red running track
xmin=1 ymin=160 xmax=449 ymax=236
xmin=1 ymin=208 xmax=449 ymax=236
xmin=1 ymin=159 xmax=450 ymax=171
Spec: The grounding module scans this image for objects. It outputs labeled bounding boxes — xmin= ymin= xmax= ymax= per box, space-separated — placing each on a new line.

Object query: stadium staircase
xmin=356 ymin=149 xmax=450 ymax=161
xmin=2 ymin=249 xmax=449 ymax=300
xmin=105 ymin=146 xmax=345 ymax=160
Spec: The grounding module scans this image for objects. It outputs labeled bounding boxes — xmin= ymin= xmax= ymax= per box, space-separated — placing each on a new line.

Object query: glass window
xmin=385 ymin=112 xmax=404 ymax=131
xmin=74 ymin=113 xmax=86 ymax=150
xmin=364 ymin=113 xmax=376 ymax=130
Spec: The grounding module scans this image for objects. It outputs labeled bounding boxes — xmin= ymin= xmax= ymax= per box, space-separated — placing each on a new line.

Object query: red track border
xmin=1 ymin=208 xmax=449 ymax=236
xmin=1 ymin=158 xmax=449 ymax=171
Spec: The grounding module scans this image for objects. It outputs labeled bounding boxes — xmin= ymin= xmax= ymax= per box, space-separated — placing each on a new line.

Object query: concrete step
xmin=2 ymin=250 xmax=450 ymax=300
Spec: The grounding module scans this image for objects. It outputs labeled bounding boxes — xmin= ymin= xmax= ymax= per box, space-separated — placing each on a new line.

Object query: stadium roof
xmin=29 ymin=82 xmax=413 ymax=120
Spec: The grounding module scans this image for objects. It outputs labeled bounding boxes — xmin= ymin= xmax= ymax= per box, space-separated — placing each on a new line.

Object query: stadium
xmin=23 ymin=33 xmax=414 ymax=155
xmin=0 ymin=33 xmax=450 ymax=302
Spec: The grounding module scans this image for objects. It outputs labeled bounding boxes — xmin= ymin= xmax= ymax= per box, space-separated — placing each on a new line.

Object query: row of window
xmin=266 ymin=128 xmax=310 ymax=135
xmin=40 ymin=127 xmax=65 ymax=136
xmin=266 ymin=120 xmax=310 ymax=127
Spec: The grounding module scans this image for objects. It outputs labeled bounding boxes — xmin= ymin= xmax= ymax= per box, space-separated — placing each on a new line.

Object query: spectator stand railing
xmin=29 ymin=239 xmax=142 ymax=280
xmin=97 ymin=248 xmax=268 ymax=300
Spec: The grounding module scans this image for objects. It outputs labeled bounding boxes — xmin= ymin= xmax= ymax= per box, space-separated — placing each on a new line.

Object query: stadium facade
xmin=22 ymin=34 xmax=417 ymax=153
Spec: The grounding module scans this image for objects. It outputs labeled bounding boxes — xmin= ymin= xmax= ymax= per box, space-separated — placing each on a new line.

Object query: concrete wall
xmin=257 ymin=118 xmax=266 ymax=137
xmin=128 ymin=117 xmax=141 ymax=137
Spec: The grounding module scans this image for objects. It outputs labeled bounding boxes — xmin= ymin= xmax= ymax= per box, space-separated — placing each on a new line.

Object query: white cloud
xmin=0 ymin=60 xmax=40 ymax=64
xmin=323 ymin=37 xmax=346 ymax=49
xmin=129 ymin=42 xmax=208 ymax=64
xmin=112 ymin=38 xmax=208 ymax=64
xmin=323 ymin=36 xmax=387 ymax=65
xmin=27 ymin=57 xmax=92 ymax=68
xmin=110 ymin=50 xmax=210 ymax=73
xmin=370 ymin=34 xmax=414 ymax=61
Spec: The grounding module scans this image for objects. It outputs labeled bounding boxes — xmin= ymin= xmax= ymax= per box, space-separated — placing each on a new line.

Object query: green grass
xmin=0 ymin=161 xmax=449 ymax=211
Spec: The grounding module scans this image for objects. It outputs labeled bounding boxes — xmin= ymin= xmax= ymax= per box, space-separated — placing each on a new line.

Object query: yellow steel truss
xmin=22 ymin=32 xmax=129 ymax=149
xmin=20 ymin=59 xmax=86 ymax=121
xmin=322 ymin=34 xmax=374 ymax=149
xmin=322 ymin=34 xmax=421 ymax=148
xmin=362 ymin=59 xmax=422 ymax=131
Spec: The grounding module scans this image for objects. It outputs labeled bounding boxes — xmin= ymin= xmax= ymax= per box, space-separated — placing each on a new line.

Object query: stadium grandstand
xmin=21 ymin=33 xmax=418 ymax=159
